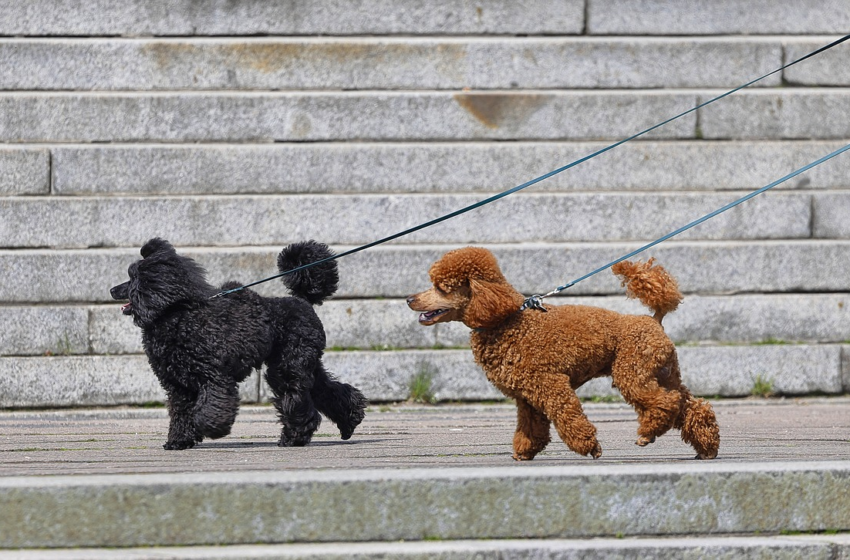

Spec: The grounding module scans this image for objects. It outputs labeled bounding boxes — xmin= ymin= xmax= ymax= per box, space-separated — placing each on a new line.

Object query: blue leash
xmin=521 ymin=142 xmax=850 ymax=311
xmin=212 ymin=33 xmax=850 ymax=299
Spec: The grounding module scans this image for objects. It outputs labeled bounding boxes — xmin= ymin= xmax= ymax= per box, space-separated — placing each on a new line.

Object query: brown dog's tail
xmin=611 ymin=258 xmax=682 ymax=324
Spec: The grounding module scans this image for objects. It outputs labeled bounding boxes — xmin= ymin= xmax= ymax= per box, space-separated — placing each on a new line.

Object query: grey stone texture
xmin=0 ymin=38 xmax=782 ymax=91
xmin=1 ymin=462 xmax=849 ymax=548
xmin=1 ymin=0 xmax=849 ymax=410
xmin=0 ymin=0 xmax=585 ymax=36
xmin=0 ymin=92 xmax=698 ymax=143
xmin=0 ymin=356 xmax=259 ymax=408
xmin=813 ymin=193 xmax=850 ymax=239
xmin=843 ymin=347 xmax=850 ymax=391
xmin=0 ymin=536 xmax=844 ymax=560
xmin=588 ymin=0 xmax=850 ymax=35
xmin=678 ymin=345 xmax=844 ymax=397
xmin=0 ymin=148 xmax=49 ymax=195
xmin=1 ymin=402 xmax=849 ymax=553
xmin=1 ymin=345 xmax=843 ymax=405
xmin=49 ymin=141 xmax=850 ymax=196
xmin=0 ymin=192 xmax=814 ymax=249
xmin=80 ymin=294 xmax=850 ymax=358
xmin=699 ymin=90 xmax=850 ymax=140
xmin=3 ymin=241 xmax=850 ymax=303
xmin=785 ymin=39 xmax=850 ymax=86
xmin=0 ymin=306 xmax=89 ymax=356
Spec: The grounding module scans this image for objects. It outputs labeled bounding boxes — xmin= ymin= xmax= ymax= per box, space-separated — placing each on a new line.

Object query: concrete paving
xmin=1 ymin=398 xmax=847 ymax=476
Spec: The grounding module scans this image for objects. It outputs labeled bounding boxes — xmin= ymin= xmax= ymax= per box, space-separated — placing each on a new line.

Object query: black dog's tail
xmin=277 ymin=240 xmax=339 ymax=305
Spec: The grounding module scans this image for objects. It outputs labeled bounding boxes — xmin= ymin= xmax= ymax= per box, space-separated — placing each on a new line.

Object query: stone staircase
xmin=3 ymin=1 xmax=849 ymax=553
xmin=0 ymin=461 xmax=849 ymax=559
xmin=5 ymin=2 xmax=850 ymax=556
xmin=2 ymin=1 xmax=849 ymax=407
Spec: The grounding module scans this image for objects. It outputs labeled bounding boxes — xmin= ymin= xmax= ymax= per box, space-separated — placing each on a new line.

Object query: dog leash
xmin=520 ymin=141 xmax=850 ymax=311
xmin=211 ymin=33 xmax=850 ymax=300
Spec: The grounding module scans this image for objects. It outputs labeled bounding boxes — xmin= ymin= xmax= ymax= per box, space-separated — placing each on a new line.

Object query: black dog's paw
xmin=338 ymin=415 xmax=362 ymax=441
xmin=338 ymin=396 xmax=367 ymax=440
xmin=277 ymin=431 xmax=313 ymax=447
xmin=163 ymin=439 xmax=197 ymax=450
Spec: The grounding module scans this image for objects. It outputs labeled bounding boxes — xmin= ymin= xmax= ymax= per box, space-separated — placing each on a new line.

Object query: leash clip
xmin=521 ymin=295 xmax=547 ymax=312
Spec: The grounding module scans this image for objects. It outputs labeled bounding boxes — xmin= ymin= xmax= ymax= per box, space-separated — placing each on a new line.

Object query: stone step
xmin=4 ymin=0 xmax=848 ymax=37
xmin=2 ymin=37 xmax=798 ymax=90
xmin=1 ymin=345 xmax=846 ymax=407
xmin=14 ymin=141 xmax=845 ymax=197
xmin=0 ymin=0 xmax=585 ymax=36
xmin=0 ymin=91 xmax=697 ymax=142
xmin=3 ymin=535 xmax=850 ymax=559
xmin=2 ymin=241 xmax=848 ymax=302
xmin=4 ymin=294 xmax=848 ymax=357
xmin=699 ymin=89 xmax=850 ymax=140
xmin=0 ymin=462 xmax=848 ymax=548
xmin=0 ymin=191 xmax=819 ymax=249
xmin=588 ymin=0 xmax=850 ymax=35
xmin=785 ymin=38 xmax=850 ymax=86
xmin=2 ymin=90 xmax=848 ymax=142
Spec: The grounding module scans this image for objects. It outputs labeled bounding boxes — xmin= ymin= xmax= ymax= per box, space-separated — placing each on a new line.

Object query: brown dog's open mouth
xmin=418 ymin=309 xmax=448 ymax=323
xmin=121 ymin=303 xmax=132 ymax=315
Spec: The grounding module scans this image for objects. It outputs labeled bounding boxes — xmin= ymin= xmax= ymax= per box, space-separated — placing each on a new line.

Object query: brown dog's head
xmin=407 ymin=247 xmax=525 ymax=329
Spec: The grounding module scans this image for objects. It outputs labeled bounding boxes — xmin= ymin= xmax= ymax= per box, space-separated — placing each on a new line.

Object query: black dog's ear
xmin=140 ymin=238 xmax=174 ymax=258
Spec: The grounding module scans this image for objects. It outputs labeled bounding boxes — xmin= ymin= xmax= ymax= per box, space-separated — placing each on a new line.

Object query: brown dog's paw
xmin=588 ymin=442 xmax=602 ymax=459
xmin=635 ymin=435 xmax=656 ymax=447
xmin=695 ymin=450 xmax=718 ymax=460
xmin=512 ymin=452 xmax=536 ymax=461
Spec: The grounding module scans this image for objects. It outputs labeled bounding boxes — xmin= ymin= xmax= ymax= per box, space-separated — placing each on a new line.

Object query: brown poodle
xmin=407 ymin=247 xmax=719 ymax=460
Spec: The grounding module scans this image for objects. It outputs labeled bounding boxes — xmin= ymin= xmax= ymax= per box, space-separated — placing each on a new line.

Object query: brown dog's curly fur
xmin=408 ymin=247 xmax=719 ymax=460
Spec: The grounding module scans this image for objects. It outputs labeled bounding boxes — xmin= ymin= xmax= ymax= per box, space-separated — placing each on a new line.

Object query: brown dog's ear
xmin=463 ymin=278 xmax=523 ymax=329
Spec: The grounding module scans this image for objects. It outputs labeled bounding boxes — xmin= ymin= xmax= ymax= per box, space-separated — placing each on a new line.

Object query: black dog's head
xmin=110 ymin=238 xmax=214 ymax=328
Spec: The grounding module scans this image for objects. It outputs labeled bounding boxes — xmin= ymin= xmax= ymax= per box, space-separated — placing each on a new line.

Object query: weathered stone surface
xmin=842 ymin=347 xmax=850 ymax=392
xmin=0 ymin=38 xmax=781 ymax=90
xmin=0 ymin=148 xmax=49 ymax=195
xmin=1 ymin=462 xmax=849 ymax=548
xmin=89 ymin=306 xmax=142 ymax=356
xmin=81 ymin=295 xmax=850 ymax=358
xmin=0 ymin=306 xmax=88 ymax=356
xmin=588 ymin=0 xmax=850 ymax=34
xmin=0 ymin=92 xmax=698 ymax=142
xmin=678 ymin=345 xmax=844 ymax=397
xmin=0 ymin=356 xmax=259 ymax=408
xmin=50 ymin=141 xmax=850 ymax=196
xmin=0 ymin=192 xmax=812 ymax=249
xmin=0 ymin=536 xmax=839 ymax=560
xmin=0 ymin=0 xmax=585 ymax=36
xmin=813 ymin=193 xmax=850 ymax=239
xmin=699 ymin=90 xmax=850 ymax=140
xmin=3 ymin=242 xmax=850 ymax=303
xmin=1 ymin=345 xmax=841 ymax=406
xmin=784 ymin=39 xmax=850 ymax=86
xmin=321 ymin=350 xmax=502 ymax=402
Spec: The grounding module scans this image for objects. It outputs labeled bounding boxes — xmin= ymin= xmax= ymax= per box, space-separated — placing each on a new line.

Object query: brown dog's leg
xmin=675 ymin=391 xmax=720 ymax=459
xmin=520 ymin=373 xmax=601 ymax=458
xmin=613 ymin=351 xmax=683 ymax=448
xmin=512 ymin=397 xmax=551 ymax=461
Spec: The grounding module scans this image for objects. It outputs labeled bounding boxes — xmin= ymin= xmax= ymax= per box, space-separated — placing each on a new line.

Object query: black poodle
xmin=110 ymin=238 xmax=367 ymax=450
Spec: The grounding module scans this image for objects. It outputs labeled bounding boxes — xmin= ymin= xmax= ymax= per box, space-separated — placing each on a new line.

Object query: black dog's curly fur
xmin=110 ymin=238 xmax=367 ymax=450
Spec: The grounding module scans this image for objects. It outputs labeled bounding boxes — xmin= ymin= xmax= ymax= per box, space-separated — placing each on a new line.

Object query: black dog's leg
xmin=265 ymin=359 xmax=322 ymax=447
xmin=164 ymin=389 xmax=203 ymax=450
xmin=311 ymin=364 xmax=367 ymax=440
xmin=193 ymin=381 xmax=240 ymax=440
